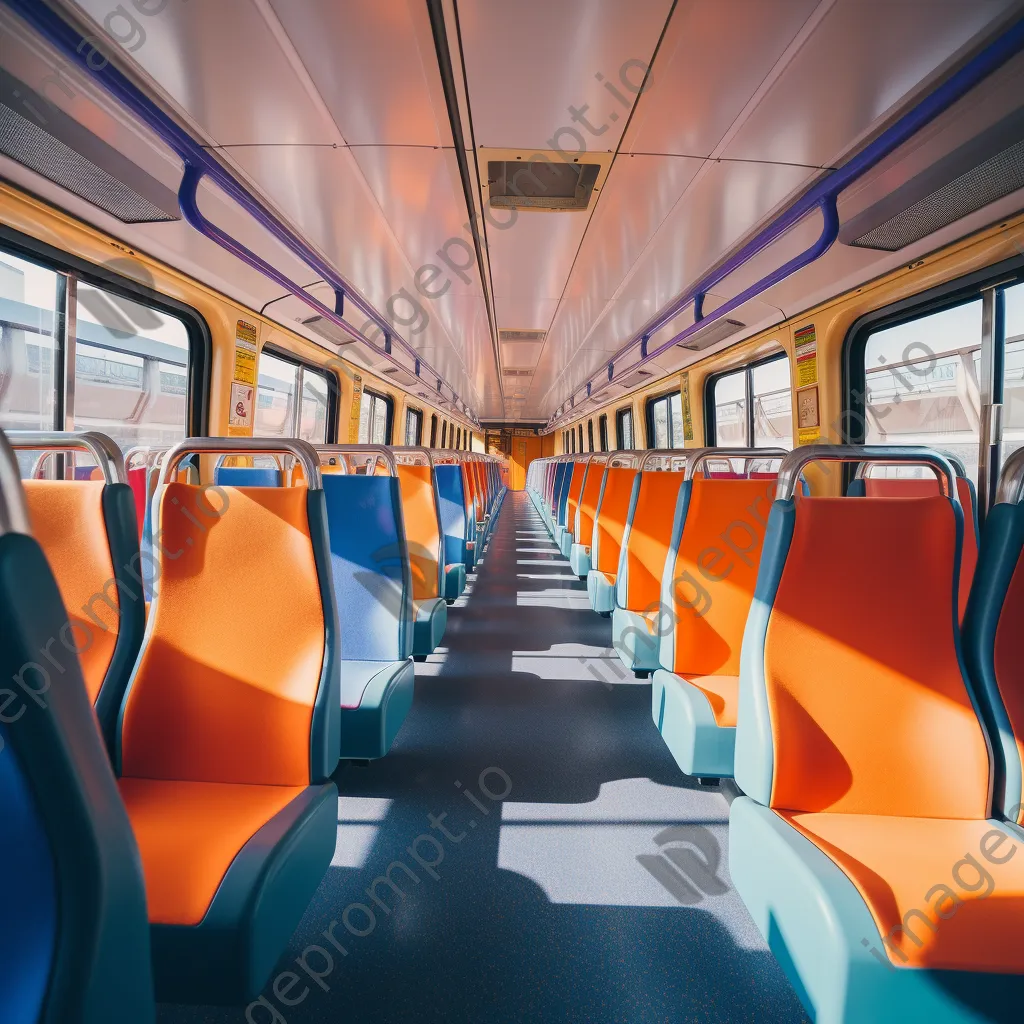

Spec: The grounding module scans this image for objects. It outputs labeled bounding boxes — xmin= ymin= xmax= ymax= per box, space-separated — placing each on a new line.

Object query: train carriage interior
xmin=5 ymin=1 xmax=1024 ymax=1022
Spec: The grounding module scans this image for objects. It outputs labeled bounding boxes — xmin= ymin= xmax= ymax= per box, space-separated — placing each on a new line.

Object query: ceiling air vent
xmin=498 ymin=329 xmax=545 ymax=343
xmin=0 ymin=69 xmax=179 ymax=223
xmin=503 ymin=368 xmax=533 ymax=377
xmin=488 ymin=158 xmax=600 ymax=211
xmin=611 ymin=368 xmax=654 ymax=391
xmin=301 ymin=315 xmax=360 ymax=348
xmin=678 ymin=317 xmax=746 ymax=352
xmin=382 ymin=365 xmax=420 ymax=388
xmin=841 ymin=107 xmax=1024 ymax=252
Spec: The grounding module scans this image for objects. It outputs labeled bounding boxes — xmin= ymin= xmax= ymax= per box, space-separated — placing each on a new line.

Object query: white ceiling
xmin=1 ymin=0 xmax=1022 ymax=424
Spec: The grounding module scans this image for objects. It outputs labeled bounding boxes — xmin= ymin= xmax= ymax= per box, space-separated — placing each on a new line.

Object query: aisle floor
xmin=161 ymin=491 xmax=807 ymax=1024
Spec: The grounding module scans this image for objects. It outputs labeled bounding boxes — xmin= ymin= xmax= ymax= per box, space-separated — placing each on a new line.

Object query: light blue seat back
xmin=434 ymin=465 xmax=468 ymax=567
xmin=556 ymin=464 xmax=573 ymax=528
xmin=322 ymin=474 xmax=413 ymax=661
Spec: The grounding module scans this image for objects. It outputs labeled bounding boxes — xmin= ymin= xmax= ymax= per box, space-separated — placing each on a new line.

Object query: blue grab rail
xmin=548 ymin=14 xmax=1024 ymax=427
xmin=2 ymin=0 xmax=479 ymax=425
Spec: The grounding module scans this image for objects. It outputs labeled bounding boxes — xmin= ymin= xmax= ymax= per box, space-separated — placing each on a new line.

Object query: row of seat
xmin=527 ymin=445 xmax=1022 ymax=1022
xmin=1 ymin=429 xmax=504 ymax=1015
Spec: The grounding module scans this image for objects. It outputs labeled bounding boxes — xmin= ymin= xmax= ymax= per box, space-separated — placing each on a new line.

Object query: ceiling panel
xmin=623 ymin=0 xmax=820 ymax=158
xmin=723 ymin=0 xmax=1020 ymax=169
xmin=68 ymin=0 xmax=334 ymax=146
xmin=458 ymin=0 xmax=674 ymax=152
xmin=267 ymin=0 xmax=452 ymax=147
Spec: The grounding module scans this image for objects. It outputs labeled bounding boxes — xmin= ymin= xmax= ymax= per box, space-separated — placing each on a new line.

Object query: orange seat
xmin=396 ymin=463 xmax=447 ymax=656
xmin=732 ymin=473 xmax=1024 ymax=1022
xmin=612 ymin=470 xmax=684 ymax=673
xmin=586 ymin=465 xmax=637 ymax=615
xmin=23 ymin=475 xmax=144 ymax=753
xmin=118 ymin=477 xmax=339 ymax=1004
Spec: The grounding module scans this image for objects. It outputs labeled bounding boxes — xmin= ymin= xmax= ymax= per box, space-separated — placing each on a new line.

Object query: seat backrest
xmin=322 ymin=475 xmax=412 ymax=661
xmin=565 ymin=463 xmax=588 ymax=536
xmin=852 ymin=475 xmax=979 ymax=619
xmin=737 ymin=493 xmax=989 ymax=818
xmin=397 ymin=463 xmax=443 ymax=600
xmin=661 ymin=477 xmax=776 ymax=677
xmin=119 ymin=481 xmax=339 ymax=786
xmin=963 ymin=491 xmax=1024 ymax=826
xmin=616 ymin=471 xmax=685 ymax=612
xmin=556 ymin=462 xmax=574 ymax=528
xmin=0 ymin=464 xmax=154 ymax=1023
xmin=593 ymin=467 xmax=638 ymax=574
xmin=576 ymin=462 xmax=606 ymax=547
xmin=22 ymin=478 xmax=144 ymax=751
xmin=435 ymin=464 xmax=469 ymax=567
xmin=550 ymin=463 xmax=569 ymax=519
xmin=127 ymin=465 xmax=148 ymax=539
xmin=463 ymin=462 xmax=480 ymax=525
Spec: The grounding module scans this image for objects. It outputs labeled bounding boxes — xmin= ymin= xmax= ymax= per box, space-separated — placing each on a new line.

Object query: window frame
xmin=404 ymin=405 xmax=424 ymax=446
xmin=0 ymin=222 xmax=211 ymax=438
xmin=615 ymin=406 xmax=634 ymax=450
xmin=256 ymin=344 xmax=339 ymax=443
xmin=361 ymin=387 xmax=394 ymax=445
xmin=844 ymin=253 xmax=1024 ymax=513
xmin=645 ymin=388 xmax=685 ymax=449
xmin=704 ymin=349 xmax=790 ymax=448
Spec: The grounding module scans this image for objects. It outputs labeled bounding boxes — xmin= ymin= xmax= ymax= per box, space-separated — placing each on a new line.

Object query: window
xmin=359 ymin=389 xmax=392 ymax=445
xmin=440 ymin=420 xmax=447 ymax=448
xmin=578 ymin=424 xmax=584 ymax=452
xmin=587 ymin=419 xmax=595 ymax=451
xmin=598 ymin=414 xmax=609 ymax=452
xmin=570 ymin=427 xmax=576 ymax=453
xmin=254 ymin=350 xmax=331 ymax=443
xmin=405 ymin=406 xmax=423 ymax=446
xmin=429 ymin=414 xmax=438 ymax=447
xmin=615 ymin=406 xmax=634 ymax=449
xmin=456 ymin=427 xmax=462 ymax=449
xmin=0 ymin=243 xmax=202 ymax=475
xmin=847 ymin=266 xmax=1024 ymax=508
xmin=646 ymin=391 xmax=685 ymax=448
xmin=707 ymin=352 xmax=792 ymax=449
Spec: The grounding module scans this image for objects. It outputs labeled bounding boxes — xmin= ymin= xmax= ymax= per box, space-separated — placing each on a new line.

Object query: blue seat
xmin=434 ymin=464 xmax=469 ymax=601
xmin=322 ymin=474 xmax=415 ymax=758
xmin=0 ymin=433 xmax=155 ymax=1024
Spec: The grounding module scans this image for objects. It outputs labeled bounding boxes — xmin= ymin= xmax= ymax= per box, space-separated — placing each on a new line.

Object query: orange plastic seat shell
xmin=397 ymin=463 xmax=441 ymax=600
xmin=565 ymin=463 xmax=587 ymax=532
xmin=120 ymin=483 xmax=325 ymax=787
xmin=24 ymin=480 xmax=120 ymax=704
xmin=622 ymin=471 xmax=684 ymax=611
xmin=764 ymin=496 xmax=989 ymax=819
xmin=120 ymin=778 xmax=306 ymax=926
xmin=575 ymin=463 xmax=605 ymax=548
xmin=593 ymin=467 xmax=637 ymax=575
xmin=681 ymin=674 xmax=740 ymax=728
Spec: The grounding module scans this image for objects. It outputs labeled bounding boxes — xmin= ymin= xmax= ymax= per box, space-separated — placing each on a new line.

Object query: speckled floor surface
xmin=160 ymin=491 xmax=807 ymax=1024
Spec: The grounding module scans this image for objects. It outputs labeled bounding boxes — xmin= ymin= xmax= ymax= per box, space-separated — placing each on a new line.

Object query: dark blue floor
xmin=160 ymin=491 xmax=807 ymax=1024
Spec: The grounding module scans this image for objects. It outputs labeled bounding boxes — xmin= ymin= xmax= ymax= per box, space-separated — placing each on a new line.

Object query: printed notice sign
xmin=233 ymin=320 xmax=258 ymax=387
xmin=680 ymin=371 xmax=694 ymax=441
xmin=794 ymin=324 xmax=818 ymax=389
xmin=348 ymin=373 xmax=363 ymax=443
xmin=228 ymin=382 xmax=254 ymax=433
xmin=797 ymin=385 xmax=820 ymax=430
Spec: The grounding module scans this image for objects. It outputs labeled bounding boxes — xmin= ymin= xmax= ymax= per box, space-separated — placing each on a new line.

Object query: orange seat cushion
xmin=784 ymin=812 xmax=1024 ymax=971
xmin=593 ymin=468 xmax=636 ymax=574
xmin=24 ymin=480 xmax=119 ymax=704
xmin=120 ymin=778 xmax=306 ymax=926
xmin=681 ymin=674 xmax=739 ymax=728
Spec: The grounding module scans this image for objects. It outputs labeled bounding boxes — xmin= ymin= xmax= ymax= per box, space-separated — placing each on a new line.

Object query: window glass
xmin=429 ymin=414 xmax=438 ymax=447
xmin=359 ymin=390 xmax=390 ymax=444
xmin=405 ymin=407 xmax=423 ymax=446
xmin=255 ymin=352 xmax=297 ymax=438
xmin=73 ymin=280 xmax=189 ymax=454
xmin=587 ymin=420 xmax=594 ymax=452
xmin=713 ymin=371 xmax=748 ymax=446
xmin=751 ymin=358 xmax=793 ymax=449
xmin=599 ymin=415 xmax=609 ymax=451
xmin=440 ymin=420 xmax=447 ymax=447
xmin=616 ymin=408 xmax=634 ymax=449
xmin=299 ymin=368 xmax=329 ymax=443
xmin=0 ymin=250 xmax=59 ymax=456
xmin=864 ymin=301 xmax=983 ymax=482
xmin=648 ymin=392 xmax=684 ymax=448
xmin=1003 ymin=281 xmax=1024 ymax=470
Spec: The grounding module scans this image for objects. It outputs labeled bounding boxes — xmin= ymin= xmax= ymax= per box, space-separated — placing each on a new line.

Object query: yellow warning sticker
xmin=233 ymin=320 xmax=258 ymax=386
xmin=794 ymin=324 xmax=818 ymax=389
xmin=798 ymin=425 xmax=821 ymax=446
xmin=680 ymin=371 xmax=694 ymax=442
